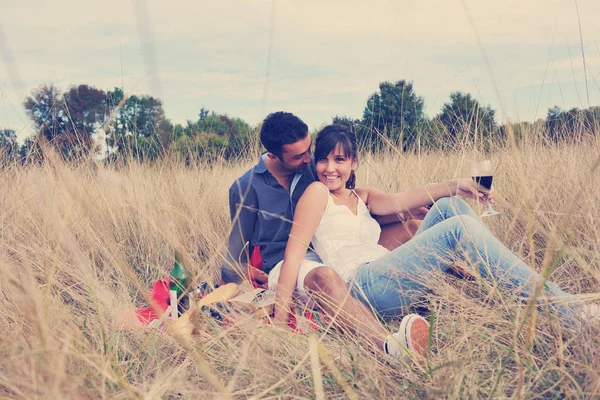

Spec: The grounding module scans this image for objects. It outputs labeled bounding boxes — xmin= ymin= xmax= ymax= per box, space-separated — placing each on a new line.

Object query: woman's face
xmin=315 ymin=144 xmax=356 ymax=193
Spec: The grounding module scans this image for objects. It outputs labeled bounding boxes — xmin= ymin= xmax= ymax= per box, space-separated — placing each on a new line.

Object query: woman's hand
xmin=273 ymin=305 xmax=292 ymax=330
xmin=247 ymin=265 xmax=269 ymax=285
xmin=407 ymin=206 xmax=430 ymax=220
xmin=452 ymin=178 xmax=495 ymax=205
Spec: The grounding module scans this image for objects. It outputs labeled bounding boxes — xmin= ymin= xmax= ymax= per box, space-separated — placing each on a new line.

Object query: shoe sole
xmin=399 ymin=313 xmax=430 ymax=359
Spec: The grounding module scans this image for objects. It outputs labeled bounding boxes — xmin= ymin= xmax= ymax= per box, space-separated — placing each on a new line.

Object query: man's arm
xmin=221 ymin=178 xmax=258 ymax=283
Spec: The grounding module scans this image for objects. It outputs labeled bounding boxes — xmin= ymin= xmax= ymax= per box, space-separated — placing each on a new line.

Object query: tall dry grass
xmin=1 ymin=134 xmax=600 ymax=399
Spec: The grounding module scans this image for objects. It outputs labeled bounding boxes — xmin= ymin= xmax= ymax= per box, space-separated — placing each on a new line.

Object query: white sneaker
xmin=384 ymin=314 xmax=430 ymax=362
xmin=581 ymin=304 xmax=600 ymax=325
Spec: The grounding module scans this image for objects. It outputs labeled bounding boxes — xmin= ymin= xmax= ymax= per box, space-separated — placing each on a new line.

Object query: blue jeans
xmin=350 ymin=197 xmax=576 ymax=320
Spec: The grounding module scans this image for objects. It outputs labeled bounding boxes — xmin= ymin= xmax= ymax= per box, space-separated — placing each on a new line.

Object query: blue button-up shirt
xmin=221 ymin=153 xmax=318 ymax=283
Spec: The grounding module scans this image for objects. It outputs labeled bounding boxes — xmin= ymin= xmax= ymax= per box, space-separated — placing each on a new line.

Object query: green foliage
xmin=105 ymin=88 xmax=173 ymax=161
xmin=173 ymin=110 xmax=254 ymax=162
xmin=19 ymin=136 xmax=37 ymax=163
xmin=546 ymin=106 xmax=600 ymax=142
xmin=171 ymin=132 xmax=228 ymax=163
xmin=23 ymin=84 xmax=105 ymax=160
xmin=63 ymin=85 xmax=108 ymax=136
xmin=21 ymin=85 xmax=255 ymax=164
xmin=361 ymin=80 xmax=426 ymax=151
xmin=0 ymin=128 xmax=19 ymax=165
xmin=23 ymin=84 xmax=67 ymax=141
xmin=331 ymin=115 xmax=361 ymax=133
xmin=434 ymin=92 xmax=497 ymax=149
xmin=15 ymin=79 xmax=600 ymax=164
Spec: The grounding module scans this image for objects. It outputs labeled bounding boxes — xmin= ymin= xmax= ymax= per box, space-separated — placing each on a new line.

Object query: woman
xmin=272 ymin=124 xmax=593 ymax=361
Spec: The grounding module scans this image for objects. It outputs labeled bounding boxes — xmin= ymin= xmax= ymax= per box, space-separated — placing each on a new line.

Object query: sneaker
xmin=581 ymin=304 xmax=600 ymax=325
xmin=384 ymin=313 xmax=430 ymax=362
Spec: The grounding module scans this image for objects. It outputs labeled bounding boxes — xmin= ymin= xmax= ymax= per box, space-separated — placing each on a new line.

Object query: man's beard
xmin=294 ymin=162 xmax=307 ymax=173
xmin=282 ymin=161 xmax=307 ymax=174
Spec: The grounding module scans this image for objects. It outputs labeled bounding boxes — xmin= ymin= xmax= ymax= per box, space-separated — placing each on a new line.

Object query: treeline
xmin=1 ymin=80 xmax=599 ymax=165
xmin=336 ymin=81 xmax=599 ymax=152
xmin=0 ymin=84 xmax=255 ymax=165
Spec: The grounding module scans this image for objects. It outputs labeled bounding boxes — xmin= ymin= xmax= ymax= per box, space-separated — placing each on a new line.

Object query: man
xmin=221 ymin=111 xmax=428 ymax=361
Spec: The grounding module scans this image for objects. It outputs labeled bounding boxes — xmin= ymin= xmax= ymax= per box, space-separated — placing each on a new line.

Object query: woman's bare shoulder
xmin=304 ymin=181 xmax=330 ymax=199
xmin=354 ymin=187 xmax=374 ymax=204
xmin=297 ymin=182 xmax=329 ymax=213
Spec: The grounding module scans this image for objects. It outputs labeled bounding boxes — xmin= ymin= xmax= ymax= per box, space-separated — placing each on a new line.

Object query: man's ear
xmin=266 ymin=152 xmax=279 ymax=161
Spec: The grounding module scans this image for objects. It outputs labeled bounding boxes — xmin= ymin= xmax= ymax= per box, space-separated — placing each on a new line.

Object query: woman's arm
xmin=372 ymin=206 xmax=430 ymax=224
xmin=359 ymin=178 xmax=486 ymax=216
xmin=274 ymin=182 xmax=329 ymax=325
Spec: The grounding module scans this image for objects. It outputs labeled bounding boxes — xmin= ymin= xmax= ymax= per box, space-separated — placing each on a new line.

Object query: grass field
xmin=1 ymin=134 xmax=599 ymax=399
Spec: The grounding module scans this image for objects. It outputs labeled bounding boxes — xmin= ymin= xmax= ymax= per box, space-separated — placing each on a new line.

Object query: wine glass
xmin=471 ymin=160 xmax=501 ymax=217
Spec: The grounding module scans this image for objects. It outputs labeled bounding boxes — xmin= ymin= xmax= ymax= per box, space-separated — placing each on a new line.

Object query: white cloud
xmin=1 ymin=0 xmax=600 ymax=142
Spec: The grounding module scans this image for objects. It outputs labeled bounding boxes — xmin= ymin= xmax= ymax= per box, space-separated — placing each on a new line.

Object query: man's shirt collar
xmin=255 ymin=152 xmax=269 ymax=174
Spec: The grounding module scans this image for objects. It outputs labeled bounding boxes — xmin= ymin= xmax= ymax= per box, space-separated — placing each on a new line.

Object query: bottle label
xmin=169 ymin=290 xmax=179 ymax=321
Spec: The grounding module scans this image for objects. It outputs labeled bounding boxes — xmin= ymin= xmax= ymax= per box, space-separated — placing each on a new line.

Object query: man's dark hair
xmin=260 ymin=112 xmax=309 ymax=158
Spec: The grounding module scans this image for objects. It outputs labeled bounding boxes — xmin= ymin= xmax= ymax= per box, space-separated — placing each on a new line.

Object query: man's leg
xmin=378 ymin=219 xmax=422 ymax=251
xmin=303 ymin=266 xmax=388 ymax=352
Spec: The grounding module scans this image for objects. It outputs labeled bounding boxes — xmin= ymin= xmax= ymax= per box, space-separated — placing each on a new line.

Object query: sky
xmin=1 ymin=0 xmax=600 ymax=143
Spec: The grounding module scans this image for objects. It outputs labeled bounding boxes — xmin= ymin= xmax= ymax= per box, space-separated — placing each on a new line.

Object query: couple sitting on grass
xmin=222 ymin=111 xmax=597 ymax=363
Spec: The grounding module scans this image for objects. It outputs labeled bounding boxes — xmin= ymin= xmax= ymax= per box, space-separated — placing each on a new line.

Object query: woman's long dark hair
xmin=314 ymin=124 xmax=358 ymax=189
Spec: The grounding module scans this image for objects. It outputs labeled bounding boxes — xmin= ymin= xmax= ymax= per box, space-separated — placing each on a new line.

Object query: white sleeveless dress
xmin=311 ymin=191 xmax=390 ymax=281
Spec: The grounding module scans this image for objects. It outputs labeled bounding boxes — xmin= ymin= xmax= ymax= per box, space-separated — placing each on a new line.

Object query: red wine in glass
xmin=473 ymin=175 xmax=493 ymax=191
xmin=471 ymin=161 xmax=501 ymax=217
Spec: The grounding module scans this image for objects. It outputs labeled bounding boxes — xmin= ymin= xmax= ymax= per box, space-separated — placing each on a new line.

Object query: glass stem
xmin=485 ymin=201 xmax=494 ymax=212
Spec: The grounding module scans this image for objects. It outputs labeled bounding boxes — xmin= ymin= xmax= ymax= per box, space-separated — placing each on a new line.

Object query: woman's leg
xmin=353 ymin=214 xmax=577 ymax=320
xmin=416 ymin=196 xmax=477 ymax=235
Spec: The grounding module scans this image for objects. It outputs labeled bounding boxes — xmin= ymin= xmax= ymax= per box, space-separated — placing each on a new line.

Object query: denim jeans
xmin=350 ymin=197 xmax=576 ymax=320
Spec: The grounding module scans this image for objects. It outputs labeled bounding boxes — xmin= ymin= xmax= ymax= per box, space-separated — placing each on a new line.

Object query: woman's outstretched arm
xmin=274 ymin=182 xmax=329 ymax=325
xmin=359 ymin=178 xmax=489 ymax=216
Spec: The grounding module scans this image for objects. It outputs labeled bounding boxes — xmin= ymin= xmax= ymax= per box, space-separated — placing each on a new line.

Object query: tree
xmin=197 ymin=113 xmax=252 ymax=158
xmin=23 ymin=84 xmax=107 ymax=160
xmin=496 ymin=120 xmax=543 ymax=146
xmin=63 ymin=84 xmax=108 ymax=137
xmin=198 ymin=107 xmax=210 ymax=121
xmin=331 ymin=115 xmax=361 ymax=132
xmin=18 ymin=136 xmax=45 ymax=164
xmin=174 ymin=110 xmax=254 ymax=161
xmin=361 ymin=80 xmax=426 ymax=151
xmin=24 ymin=84 xmax=69 ymax=142
xmin=435 ymin=92 xmax=497 ymax=148
xmin=105 ymin=88 xmax=173 ymax=161
xmin=0 ymin=128 xmax=18 ymax=165
xmin=546 ymin=106 xmax=600 ymax=142
xmin=172 ymin=132 xmax=229 ymax=164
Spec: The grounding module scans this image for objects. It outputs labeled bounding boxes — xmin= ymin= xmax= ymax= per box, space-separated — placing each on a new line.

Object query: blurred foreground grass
xmin=1 ymin=137 xmax=599 ymax=399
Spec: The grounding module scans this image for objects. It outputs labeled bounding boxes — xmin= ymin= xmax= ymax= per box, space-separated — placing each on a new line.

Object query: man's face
xmin=278 ymin=134 xmax=312 ymax=173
